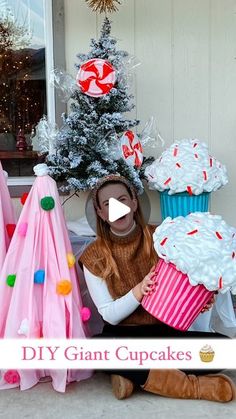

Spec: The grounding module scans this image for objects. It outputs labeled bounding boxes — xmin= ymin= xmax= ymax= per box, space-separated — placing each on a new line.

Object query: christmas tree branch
xmin=62 ymin=190 xmax=80 ymax=206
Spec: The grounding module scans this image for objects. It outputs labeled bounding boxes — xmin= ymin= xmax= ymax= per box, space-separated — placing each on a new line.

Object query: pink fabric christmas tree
xmin=0 ymin=161 xmax=16 ymax=270
xmin=0 ymin=164 xmax=92 ymax=392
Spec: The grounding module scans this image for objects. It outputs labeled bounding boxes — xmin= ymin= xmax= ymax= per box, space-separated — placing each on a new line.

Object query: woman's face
xmin=97 ymin=183 xmax=137 ymax=234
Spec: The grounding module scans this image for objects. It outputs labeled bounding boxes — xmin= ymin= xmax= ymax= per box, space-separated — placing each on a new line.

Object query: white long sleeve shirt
xmin=83 ymin=266 xmax=140 ymax=325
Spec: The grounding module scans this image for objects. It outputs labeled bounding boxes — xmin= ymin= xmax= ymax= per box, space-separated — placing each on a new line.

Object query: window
xmin=0 ymin=0 xmax=65 ymax=192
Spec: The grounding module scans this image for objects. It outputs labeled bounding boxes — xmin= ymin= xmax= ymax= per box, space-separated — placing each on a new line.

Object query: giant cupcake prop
xmin=0 ymin=164 xmax=92 ymax=392
xmin=145 ymin=139 xmax=228 ymax=219
xmin=0 ymin=162 xmax=16 ymax=271
xmin=142 ymin=212 xmax=236 ymax=331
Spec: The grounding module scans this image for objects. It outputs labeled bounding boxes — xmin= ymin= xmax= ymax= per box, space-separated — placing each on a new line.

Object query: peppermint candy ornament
xmin=76 ymin=58 xmax=116 ymax=97
xmin=121 ymin=131 xmax=143 ymax=168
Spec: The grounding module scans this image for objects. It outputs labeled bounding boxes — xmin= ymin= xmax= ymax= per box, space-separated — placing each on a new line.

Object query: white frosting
xmin=200 ymin=344 xmax=214 ymax=353
xmin=145 ymin=139 xmax=228 ymax=194
xmin=3 ymin=170 xmax=8 ymax=179
xmin=33 ymin=163 xmax=49 ymax=177
xmin=153 ymin=212 xmax=236 ymax=294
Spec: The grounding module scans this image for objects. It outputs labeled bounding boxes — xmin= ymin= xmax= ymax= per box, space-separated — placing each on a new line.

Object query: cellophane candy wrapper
xmin=50 ymin=68 xmax=77 ymax=102
xmin=140 ymin=116 xmax=165 ymax=150
xmin=108 ymin=116 xmax=164 ymax=163
xmin=35 ymin=116 xmax=59 ymax=155
xmin=75 ymin=52 xmax=140 ymax=91
xmin=115 ymin=53 xmax=141 ymax=89
xmin=106 ymin=131 xmax=123 ymax=160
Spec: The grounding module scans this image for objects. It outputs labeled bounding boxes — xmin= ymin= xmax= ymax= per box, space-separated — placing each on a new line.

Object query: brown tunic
xmin=79 ymin=224 xmax=160 ymax=325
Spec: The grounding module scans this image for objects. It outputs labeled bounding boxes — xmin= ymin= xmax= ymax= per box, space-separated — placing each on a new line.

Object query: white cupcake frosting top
xmin=153 ymin=212 xmax=236 ymax=294
xmin=145 ymin=139 xmax=228 ymax=195
xmin=200 ymin=344 xmax=214 ymax=353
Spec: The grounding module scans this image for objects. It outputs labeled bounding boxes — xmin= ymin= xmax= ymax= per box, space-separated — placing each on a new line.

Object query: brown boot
xmin=142 ymin=370 xmax=236 ymax=403
xmin=111 ymin=374 xmax=134 ymax=400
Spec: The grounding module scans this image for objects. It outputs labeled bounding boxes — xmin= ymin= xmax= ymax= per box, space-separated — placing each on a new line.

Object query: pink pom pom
xmin=18 ymin=222 xmax=28 ymax=237
xmin=4 ymin=370 xmax=20 ymax=384
xmin=81 ymin=307 xmax=91 ymax=322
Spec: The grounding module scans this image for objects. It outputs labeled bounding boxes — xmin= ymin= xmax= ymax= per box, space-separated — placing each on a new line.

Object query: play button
xmin=108 ymin=198 xmax=130 ymax=222
xmin=85 ymin=189 xmax=151 ymax=234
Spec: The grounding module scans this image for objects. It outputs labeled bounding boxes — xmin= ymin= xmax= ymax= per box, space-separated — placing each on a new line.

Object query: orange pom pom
xmin=56 ymin=280 xmax=72 ymax=295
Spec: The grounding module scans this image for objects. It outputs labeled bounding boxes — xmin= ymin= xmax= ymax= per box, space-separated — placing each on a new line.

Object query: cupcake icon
xmin=199 ymin=344 xmax=215 ymax=362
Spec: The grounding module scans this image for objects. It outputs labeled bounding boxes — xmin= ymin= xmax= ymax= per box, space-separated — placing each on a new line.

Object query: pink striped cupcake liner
xmin=142 ymin=259 xmax=214 ymax=331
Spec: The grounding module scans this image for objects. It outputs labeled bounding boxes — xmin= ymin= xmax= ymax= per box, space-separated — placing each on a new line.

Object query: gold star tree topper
xmin=86 ymin=0 xmax=121 ymax=13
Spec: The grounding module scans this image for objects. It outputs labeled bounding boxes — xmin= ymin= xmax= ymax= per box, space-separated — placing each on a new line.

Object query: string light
xmin=0 ymin=3 xmax=46 ymax=158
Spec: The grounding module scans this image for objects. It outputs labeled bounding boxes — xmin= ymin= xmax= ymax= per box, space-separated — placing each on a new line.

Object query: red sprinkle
xmin=203 ymin=170 xmax=207 ymax=181
xmin=232 ymin=252 xmax=235 ymax=259
xmin=187 ymin=186 xmax=193 ymax=195
xmin=187 ymin=229 xmax=198 ymax=235
xmin=219 ymin=277 xmax=223 ymax=289
xmin=160 ymin=237 xmax=168 ymax=246
xmin=194 ymin=153 xmax=198 ymax=159
xmin=173 ymin=147 xmax=178 ymax=157
xmin=176 ymin=162 xmax=181 ymax=168
xmin=209 ymin=157 xmax=213 ymax=167
xmin=216 ymin=231 xmax=223 ymax=240
xmin=164 ymin=177 xmax=171 ymax=185
xmin=193 ymin=142 xmax=198 ymax=148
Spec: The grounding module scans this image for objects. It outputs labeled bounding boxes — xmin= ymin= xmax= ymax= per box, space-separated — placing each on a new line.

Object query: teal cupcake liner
xmin=160 ymin=190 xmax=210 ymax=220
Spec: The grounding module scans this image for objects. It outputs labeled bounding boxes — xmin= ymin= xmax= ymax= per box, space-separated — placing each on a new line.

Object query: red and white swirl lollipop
xmin=121 ymin=130 xmax=143 ymax=168
xmin=76 ymin=58 xmax=116 ymax=97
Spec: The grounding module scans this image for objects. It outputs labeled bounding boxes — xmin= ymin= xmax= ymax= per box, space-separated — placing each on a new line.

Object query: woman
xmin=79 ymin=174 xmax=236 ymax=402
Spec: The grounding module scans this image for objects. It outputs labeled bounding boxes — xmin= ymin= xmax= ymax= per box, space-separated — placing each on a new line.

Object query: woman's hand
xmin=200 ymin=294 xmax=215 ymax=313
xmin=132 ymin=266 xmax=156 ymax=302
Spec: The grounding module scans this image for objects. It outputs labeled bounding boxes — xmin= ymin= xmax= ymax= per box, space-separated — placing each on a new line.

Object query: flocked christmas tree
xmin=46 ymin=17 xmax=154 ymax=193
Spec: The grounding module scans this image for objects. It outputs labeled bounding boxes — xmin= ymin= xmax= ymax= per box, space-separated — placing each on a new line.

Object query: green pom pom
xmin=6 ymin=274 xmax=16 ymax=287
xmin=40 ymin=196 xmax=55 ymax=211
